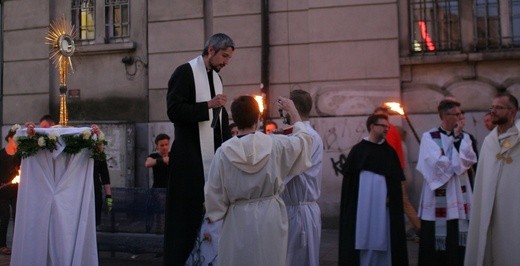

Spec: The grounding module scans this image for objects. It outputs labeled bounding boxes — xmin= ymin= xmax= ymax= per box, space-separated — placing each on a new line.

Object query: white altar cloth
xmin=11 ymin=127 xmax=98 ymax=266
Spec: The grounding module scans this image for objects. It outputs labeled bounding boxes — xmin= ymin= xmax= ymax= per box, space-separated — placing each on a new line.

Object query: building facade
xmin=1 ymin=0 xmax=519 ymax=228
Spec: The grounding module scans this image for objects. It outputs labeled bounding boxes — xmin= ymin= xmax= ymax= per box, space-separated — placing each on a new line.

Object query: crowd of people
xmin=162 ymin=32 xmax=520 ymax=266
xmin=0 ymin=31 xmax=519 ymax=266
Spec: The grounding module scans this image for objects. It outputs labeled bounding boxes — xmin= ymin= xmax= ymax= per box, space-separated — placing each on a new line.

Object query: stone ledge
xmin=75 ymin=42 xmax=136 ymax=55
xmin=401 ymin=50 xmax=520 ymax=65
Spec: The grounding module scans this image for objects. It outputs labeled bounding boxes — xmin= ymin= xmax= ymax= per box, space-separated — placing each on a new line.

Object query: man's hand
xmin=106 ymin=195 xmax=113 ymax=214
xmin=91 ymin=124 xmax=101 ymax=136
xmin=208 ymin=94 xmax=227 ymax=109
xmin=25 ymin=122 xmax=36 ymax=137
xmin=276 ymin=97 xmax=302 ymax=124
xmin=454 ymin=120 xmax=464 ymax=137
xmin=162 ymin=156 xmax=169 ymax=165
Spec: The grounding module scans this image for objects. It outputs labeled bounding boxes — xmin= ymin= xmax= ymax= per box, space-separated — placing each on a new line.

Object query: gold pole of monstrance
xmin=46 ymin=17 xmax=77 ymax=126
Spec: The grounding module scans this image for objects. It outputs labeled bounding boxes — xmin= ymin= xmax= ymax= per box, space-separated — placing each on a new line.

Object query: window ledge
xmin=75 ymin=42 xmax=136 ymax=55
xmin=400 ymin=50 xmax=520 ymax=66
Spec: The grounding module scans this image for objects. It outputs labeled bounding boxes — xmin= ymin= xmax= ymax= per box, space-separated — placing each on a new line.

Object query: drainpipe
xmin=203 ymin=0 xmax=213 ymax=41
xmin=0 ymin=3 xmax=3 ymax=129
xmin=261 ymin=0 xmax=270 ymax=124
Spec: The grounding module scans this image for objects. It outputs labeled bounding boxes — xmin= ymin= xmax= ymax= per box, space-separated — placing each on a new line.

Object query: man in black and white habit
xmin=165 ymin=33 xmax=234 ymax=265
xmin=339 ymin=113 xmax=408 ymax=265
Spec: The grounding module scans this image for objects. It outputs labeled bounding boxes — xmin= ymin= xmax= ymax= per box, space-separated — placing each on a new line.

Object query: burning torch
xmin=0 ymin=170 xmax=20 ymax=190
xmin=384 ymin=102 xmax=421 ymax=143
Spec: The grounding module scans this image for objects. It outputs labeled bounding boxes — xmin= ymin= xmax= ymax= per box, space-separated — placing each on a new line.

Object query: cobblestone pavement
xmin=0 ymin=227 xmax=418 ymax=265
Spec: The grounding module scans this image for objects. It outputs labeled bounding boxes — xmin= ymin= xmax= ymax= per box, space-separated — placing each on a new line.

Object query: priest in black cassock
xmin=165 ymin=33 xmax=234 ymax=265
xmin=339 ymin=114 xmax=408 ymax=266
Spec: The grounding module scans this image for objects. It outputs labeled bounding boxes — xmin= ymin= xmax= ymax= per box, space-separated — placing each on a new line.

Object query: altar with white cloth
xmin=11 ymin=127 xmax=98 ymax=266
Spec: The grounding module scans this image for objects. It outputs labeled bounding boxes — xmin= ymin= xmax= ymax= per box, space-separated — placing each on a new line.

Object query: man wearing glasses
xmin=416 ymin=99 xmax=477 ymax=266
xmin=339 ymin=114 xmax=408 ymax=265
xmin=465 ymin=92 xmax=520 ymax=265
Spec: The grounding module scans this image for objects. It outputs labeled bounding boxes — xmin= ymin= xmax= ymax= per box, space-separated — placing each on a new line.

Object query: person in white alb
xmin=204 ymin=95 xmax=312 ymax=266
xmin=281 ymin=89 xmax=323 ymax=266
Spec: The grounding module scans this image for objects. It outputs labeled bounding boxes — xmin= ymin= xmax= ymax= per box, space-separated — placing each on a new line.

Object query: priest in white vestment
xmin=465 ymin=92 xmax=520 ymax=266
xmin=204 ymin=95 xmax=312 ymax=266
xmin=416 ymin=99 xmax=477 ymax=266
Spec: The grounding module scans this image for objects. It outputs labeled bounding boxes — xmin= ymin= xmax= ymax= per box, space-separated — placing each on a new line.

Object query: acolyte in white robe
xmin=465 ymin=120 xmax=520 ymax=266
xmin=281 ymin=121 xmax=324 ymax=266
xmin=204 ymin=121 xmax=312 ymax=266
xmin=416 ymin=129 xmax=477 ymax=221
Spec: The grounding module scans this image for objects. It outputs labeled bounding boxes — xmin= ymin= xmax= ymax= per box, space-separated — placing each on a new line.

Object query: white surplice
xmin=465 ymin=120 xmax=520 ymax=266
xmin=416 ymin=129 xmax=477 ymax=221
xmin=204 ymin=121 xmax=312 ymax=266
xmin=11 ymin=128 xmax=98 ymax=266
xmin=281 ymin=121 xmax=323 ymax=266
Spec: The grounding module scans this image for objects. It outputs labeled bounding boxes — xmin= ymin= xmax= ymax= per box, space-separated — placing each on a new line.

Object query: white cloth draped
xmin=11 ymin=128 xmax=98 ymax=266
xmin=189 ymin=55 xmax=223 ymax=180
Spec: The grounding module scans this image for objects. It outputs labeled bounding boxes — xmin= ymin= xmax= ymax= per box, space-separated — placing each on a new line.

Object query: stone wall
xmin=147 ymin=0 xmax=402 ymax=228
xmin=3 ymin=0 xmax=520 ymax=230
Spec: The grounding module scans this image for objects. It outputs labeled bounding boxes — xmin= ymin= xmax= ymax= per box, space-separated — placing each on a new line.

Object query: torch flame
xmin=254 ymin=95 xmax=265 ymax=114
xmin=384 ymin=102 xmax=405 ymax=116
xmin=11 ymin=170 xmax=20 ymax=184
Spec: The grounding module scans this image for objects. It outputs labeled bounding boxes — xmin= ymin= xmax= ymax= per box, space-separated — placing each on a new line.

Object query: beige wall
xmin=148 ymin=0 xmax=402 ymax=227
xmin=2 ymin=0 xmax=149 ymax=124
xmin=398 ymin=0 xmax=520 ymax=215
xmin=4 ymin=0 xmax=520 ymax=228
xmin=2 ymin=1 xmax=50 ymax=124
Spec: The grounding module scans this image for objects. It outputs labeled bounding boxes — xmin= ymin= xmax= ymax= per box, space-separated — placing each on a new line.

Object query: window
xmin=72 ymin=0 xmax=95 ymax=41
xmin=410 ymin=0 xmax=461 ymax=53
xmin=474 ymin=0 xmax=520 ymax=50
xmin=105 ymin=0 xmax=130 ymax=42
xmin=514 ymin=0 xmax=520 ymax=44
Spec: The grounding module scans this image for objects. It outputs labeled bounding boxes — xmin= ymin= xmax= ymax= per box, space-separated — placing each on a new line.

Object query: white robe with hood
xmin=465 ymin=120 xmax=520 ymax=266
xmin=204 ymin=121 xmax=312 ymax=266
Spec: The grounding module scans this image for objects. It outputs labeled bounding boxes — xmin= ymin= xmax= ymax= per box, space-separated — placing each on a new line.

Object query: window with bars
xmin=72 ymin=0 xmax=95 ymax=41
xmin=410 ymin=0 xmax=461 ymax=53
xmin=105 ymin=0 xmax=130 ymax=42
xmin=475 ymin=0 xmax=520 ymax=50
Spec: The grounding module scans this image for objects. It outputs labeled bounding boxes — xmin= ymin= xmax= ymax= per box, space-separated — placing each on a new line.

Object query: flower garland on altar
xmin=14 ymin=125 xmax=108 ymax=160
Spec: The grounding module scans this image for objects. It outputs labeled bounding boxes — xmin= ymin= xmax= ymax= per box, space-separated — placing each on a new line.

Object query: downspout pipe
xmin=261 ymin=0 xmax=270 ymax=125
xmin=0 ymin=3 xmax=3 ymax=129
xmin=203 ymin=0 xmax=213 ymax=41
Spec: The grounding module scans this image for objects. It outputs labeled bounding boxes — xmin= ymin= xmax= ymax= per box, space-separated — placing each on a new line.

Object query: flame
xmin=254 ymin=95 xmax=265 ymax=113
xmin=384 ymin=102 xmax=405 ymax=116
xmin=11 ymin=170 xmax=20 ymax=184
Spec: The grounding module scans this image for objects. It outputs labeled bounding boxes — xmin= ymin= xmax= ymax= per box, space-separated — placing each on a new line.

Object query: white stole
xmin=189 ymin=55 xmax=223 ymax=180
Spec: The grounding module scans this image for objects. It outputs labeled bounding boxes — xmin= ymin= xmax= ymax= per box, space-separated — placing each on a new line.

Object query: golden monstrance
xmin=46 ymin=17 xmax=77 ymax=126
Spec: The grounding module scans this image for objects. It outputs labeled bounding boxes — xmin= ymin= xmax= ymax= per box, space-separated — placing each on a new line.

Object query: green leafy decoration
xmin=15 ymin=133 xmax=58 ymax=158
xmin=16 ymin=131 xmax=108 ymax=160
xmin=62 ymin=134 xmax=108 ymax=161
